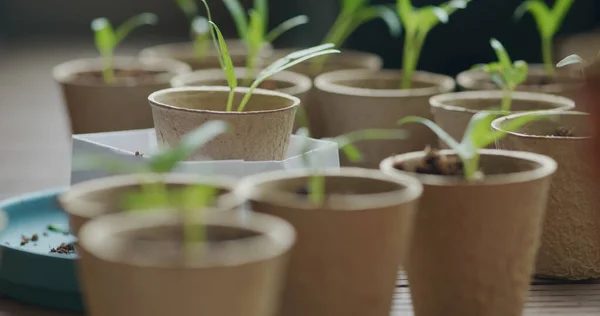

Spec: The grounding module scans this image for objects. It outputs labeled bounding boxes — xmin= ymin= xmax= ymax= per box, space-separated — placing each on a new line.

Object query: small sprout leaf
xmin=431 ymin=7 xmax=450 ymax=24
xmin=266 ymin=15 xmax=309 ymax=43
xmin=557 ymin=54 xmax=586 ymax=68
xmin=114 ymin=13 xmax=158 ymax=44
xmin=490 ymin=38 xmax=512 ymax=68
xmin=223 ymin=0 xmax=249 ymax=39
xmin=176 ymin=0 xmax=199 ymax=20
xmin=398 ymin=116 xmax=462 ymax=152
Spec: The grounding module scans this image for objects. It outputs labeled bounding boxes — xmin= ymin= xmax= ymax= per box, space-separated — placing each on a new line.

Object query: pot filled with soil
xmin=266 ymin=49 xmax=383 ymax=138
xmin=380 ymin=149 xmax=557 ymax=316
xmin=234 ymin=167 xmax=423 ymax=316
xmin=314 ymin=69 xmax=455 ymax=168
xmin=77 ymin=209 xmax=295 ymax=316
xmin=456 ymin=64 xmax=583 ymax=103
xmin=149 ymin=86 xmax=299 ymax=161
xmin=170 ymin=68 xmax=311 ymax=132
xmin=53 ymin=56 xmax=191 ymax=134
xmin=139 ymin=41 xmax=272 ymax=70
xmin=59 ymin=173 xmax=242 ymax=236
xmin=430 ymin=90 xmax=575 ymax=148
xmin=492 ymin=111 xmax=600 ymax=280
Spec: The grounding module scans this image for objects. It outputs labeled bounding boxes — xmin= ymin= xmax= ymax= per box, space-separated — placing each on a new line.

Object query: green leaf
xmin=254 ymin=0 xmax=269 ymax=33
xmin=208 ymin=21 xmax=238 ymax=111
xmin=341 ymin=143 xmax=363 ymax=162
xmin=557 ymin=54 xmax=586 ymax=67
xmin=356 ymin=6 xmax=402 ymax=37
xmin=490 ymin=38 xmax=512 ymax=68
xmin=147 ymin=120 xmax=230 ymax=172
xmin=397 ymin=116 xmax=463 ymax=153
xmin=247 ymin=9 xmax=265 ymax=50
xmin=461 ymin=111 xmax=501 ymax=152
xmin=91 ymin=17 xmax=117 ymax=57
xmin=176 ymin=0 xmax=199 ymax=20
xmin=514 ymin=0 xmax=553 ymax=37
xmin=342 ymin=0 xmax=371 ymax=14
xmin=397 ymin=0 xmax=416 ymax=30
xmin=223 ymin=0 xmax=249 ymax=39
xmin=488 ymin=112 xmax=553 ymax=145
xmin=266 ymin=15 xmax=309 ymax=42
xmin=114 ymin=13 xmax=158 ymax=45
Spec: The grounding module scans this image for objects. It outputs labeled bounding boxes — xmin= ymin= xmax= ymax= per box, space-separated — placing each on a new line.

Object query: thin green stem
xmin=102 ymin=55 xmax=116 ymax=83
xmin=226 ymin=88 xmax=236 ymax=112
xmin=401 ymin=33 xmax=424 ymax=90
xmin=542 ymin=36 xmax=556 ymax=76
xmin=462 ymin=155 xmax=479 ymax=181
xmin=308 ymin=174 xmax=325 ymax=205
xmin=236 ymin=83 xmax=257 ymax=112
xmin=501 ymin=88 xmax=513 ymax=112
xmin=243 ymin=47 xmax=259 ymax=86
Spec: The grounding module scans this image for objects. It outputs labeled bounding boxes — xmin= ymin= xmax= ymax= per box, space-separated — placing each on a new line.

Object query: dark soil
xmin=50 ymin=243 xmax=76 ymax=255
xmin=396 ymin=147 xmax=465 ymax=176
xmin=73 ymin=69 xmax=166 ymax=85
xmin=554 ymin=127 xmax=575 ymax=137
xmin=135 ymin=151 xmax=144 ymax=157
xmin=296 ymin=187 xmax=309 ymax=196
xmin=258 ymin=80 xmax=282 ymax=90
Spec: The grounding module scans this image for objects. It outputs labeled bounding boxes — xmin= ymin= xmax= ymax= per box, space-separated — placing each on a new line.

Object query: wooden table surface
xmin=1 ymin=38 xmax=600 ymax=316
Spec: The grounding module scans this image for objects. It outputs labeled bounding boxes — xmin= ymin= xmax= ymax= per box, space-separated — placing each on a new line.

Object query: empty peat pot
xmin=380 ymin=149 xmax=557 ymax=316
xmin=430 ymin=90 xmax=576 ymax=148
xmin=235 ymin=167 xmax=423 ymax=316
xmin=53 ymin=56 xmax=191 ymax=134
xmin=456 ymin=64 xmax=583 ymax=104
xmin=314 ymin=69 xmax=455 ymax=168
xmin=266 ymin=49 xmax=384 ymax=138
xmin=139 ymin=40 xmax=272 ymax=70
xmin=170 ymin=68 xmax=311 ymax=132
xmin=149 ymin=86 xmax=300 ymax=161
xmin=493 ymin=111 xmax=600 ymax=280
xmin=59 ymin=173 xmax=242 ymax=236
xmin=77 ymin=209 xmax=295 ymax=316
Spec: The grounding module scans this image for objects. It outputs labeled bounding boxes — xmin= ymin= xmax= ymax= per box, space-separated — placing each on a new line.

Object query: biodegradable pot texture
xmin=314 ymin=69 xmax=456 ymax=168
xmin=235 ymin=168 xmax=423 ymax=316
xmin=430 ymin=90 xmax=576 ymax=149
xmin=456 ymin=64 xmax=583 ymax=102
xmin=493 ymin=111 xmax=600 ymax=280
xmin=139 ymin=40 xmax=272 ymax=70
xmin=149 ymin=86 xmax=300 ymax=161
xmin=53 ymin=56 xmax=191 ymax=134
xmin=77 ymin=209 xmax=295 ymax=316
xmin=58 ymin=173 xmax=242 ymax=236
xmin=380 ymin=149 xmax=557 ymax=316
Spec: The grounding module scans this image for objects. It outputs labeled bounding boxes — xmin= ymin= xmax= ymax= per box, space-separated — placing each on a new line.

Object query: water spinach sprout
xmin=397 ymin=0 xmax=471 ymax=89
xmin=311 ymin=0 xmax=401 ymax=73
xmin=397 ymin=111 xmax=551 ymax=181
xmin=223 ymin=0 xmax=309 ymax=81
xmin=474 ymin=38 xmax=528 ymax=112
xmin=515 ymin=0 xmax=575 ymax=76
xmin=91 ymin=13 xmax=158 ymax=83
xmin=202 ymin=0 xmax=339 ymax=112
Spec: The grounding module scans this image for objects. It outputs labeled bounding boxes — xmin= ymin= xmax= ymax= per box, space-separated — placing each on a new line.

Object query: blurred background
xmin=0 ymin=0 xmax=599 ymax=198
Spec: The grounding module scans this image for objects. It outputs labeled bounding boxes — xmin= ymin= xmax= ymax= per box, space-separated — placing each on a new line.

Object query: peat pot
xmin=493 ymin=111 xmax=600 ymax=280
xmin=140 ymin=40 xmax=272 ymax=70
xmin=430 ymin=91 xmax=575 ymax=148
xmin=78 ymin=210 xmax=295 ymax=316
xmin=235 ymin=168 xmax=423 ymax=316
xmin=314 ymin=69 xmax=455 ymax=168
xmin=381 ymin=149 xmax=557 ymax=316
xmin=170 ymin=68 xmax=312 ymax=132
xmin=149 ymin=86 xmax=300 ymax=161
xmin=267 ymin=49 xmax=384 ymax=138
xmin=59 ymin=174 xmax=242 ymax=236
xmin=53 ymin=56 xmax=191 ymax=134
xmin=456 ymin=64 xmax=583 ymax=106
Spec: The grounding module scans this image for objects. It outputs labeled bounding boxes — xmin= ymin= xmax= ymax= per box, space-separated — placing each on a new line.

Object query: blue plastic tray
xmin=0 ymin=188 xmax=83 ymax=311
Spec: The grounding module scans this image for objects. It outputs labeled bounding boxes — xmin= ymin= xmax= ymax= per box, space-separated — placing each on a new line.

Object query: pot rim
xmin=234 ymin=167 xmax=423 ymax=211
xmin=429 ymin=90 xmax=576 ymax=114
xmin=52 ymin=56 xmax=191 ymax=87
xmin=380 ymin=149 xmax=557 ymax=187
xmin=78 ymin=209 xmax=296 ymax=268
xmin=491 ymin=110 xmax=591 ymax=140
xmin=456 ymin=64 xmax=583 ymax=93
xmin=148 ymin=86 xmax=301 ymax=115
xmin=58 ymin=173 xmax=241 ymax=220
xmin=169 ymin=67 xmax=312 ymax=97
xmin=314 ymin=69 xmax=456 ymax=98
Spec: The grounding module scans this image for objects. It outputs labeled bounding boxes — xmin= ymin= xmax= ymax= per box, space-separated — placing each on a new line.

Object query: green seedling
xmin=311 ymin=0 xmax=401 ymax=73
xmin=397 ymin=111 xmax=551 ymax=181
xmin=174 ymin=0 xmax=211 ymax=61
xmin=397 ymin=0 xmax=471 ymax=89
xmin=474 ymin=38 xmax=528 ymax=112
xmin=515 ymin=0 xmax=575 ymax=76
xmin=556 ymin=51 xmax=600 ymax=78
xmin=91 ymin=13 xmax=158 ymax=83
xmin=223 ymin=0 xmax=309 ymax=81
xmin=296 ymin=127 xmax=408 ymax=205
xmin=202 ymin=0 xmax=339 ymax=112
xmin=73 ymin=121 xmax=229 ymax=249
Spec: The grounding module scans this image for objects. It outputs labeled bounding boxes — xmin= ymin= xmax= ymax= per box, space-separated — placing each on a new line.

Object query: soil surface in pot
xmin=553 ymin=127 xmax=576 ymax=137
xmin=72 ymin=69 xmax=167 ymax=85
xmin=396 ymin=147 xmax=464 ymax=176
